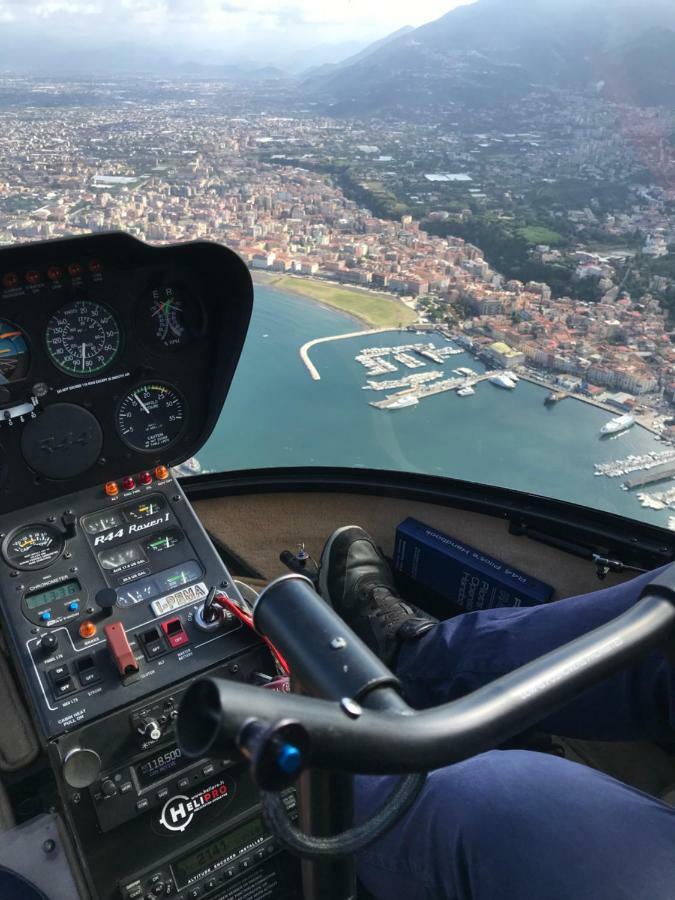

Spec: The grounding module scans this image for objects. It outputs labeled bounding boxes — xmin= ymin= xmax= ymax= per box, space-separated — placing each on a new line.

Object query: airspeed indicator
xmin=46 ymin=300 xmax=120 ymax=377
xmin=117 ymin=383 xmax=185 ymax=453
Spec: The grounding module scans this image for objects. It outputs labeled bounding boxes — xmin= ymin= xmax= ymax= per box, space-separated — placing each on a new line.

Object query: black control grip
xmin=178 ymin=591 xmax=675 ymax=775
xmin=253 ymin=574 xmax=400 ymax=702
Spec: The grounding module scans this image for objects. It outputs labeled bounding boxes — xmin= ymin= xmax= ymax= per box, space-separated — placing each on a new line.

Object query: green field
xmin=518 ymin=225 xmax=565 ymax=246
xmin=260 ymin=275 xmax=417 ymax=329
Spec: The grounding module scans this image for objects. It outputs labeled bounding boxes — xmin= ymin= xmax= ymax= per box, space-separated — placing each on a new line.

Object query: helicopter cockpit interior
xmin=0 ymin=231 xmax=674 ymax=900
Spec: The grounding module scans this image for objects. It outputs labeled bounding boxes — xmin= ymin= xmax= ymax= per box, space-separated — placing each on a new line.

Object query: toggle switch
xmin=161 ymin=617 xmax=189 ymax=649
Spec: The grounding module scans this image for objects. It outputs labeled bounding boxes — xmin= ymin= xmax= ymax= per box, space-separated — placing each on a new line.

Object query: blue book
xmin=394 ymin=517 xmax=553 ymax=611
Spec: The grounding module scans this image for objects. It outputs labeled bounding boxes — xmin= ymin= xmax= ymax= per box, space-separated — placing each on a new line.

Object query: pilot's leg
xmin=396 ymin=563 xmax=674 ymax=740
xmin=319 ymin=527 xmax=674 ymax=740
xmin=354 ymin=749 xmax=675 ymax=900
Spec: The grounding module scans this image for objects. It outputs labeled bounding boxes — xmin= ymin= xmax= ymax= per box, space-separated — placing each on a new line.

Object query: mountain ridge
xmin=307 ymin=0 xmax=675 ymax=117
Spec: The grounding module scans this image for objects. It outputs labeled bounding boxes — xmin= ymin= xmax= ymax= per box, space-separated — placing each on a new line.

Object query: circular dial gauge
xmin=141 ymin=285 xmax=203 ymax=351
xmin=0 ymin=321 xmax=29 ymax=383
xmin=117 ymin=383 xmax=185 ymax=453
xmin=4 ymin=525 xmax=64 ymax=570
xmin=46 ymin=300 xmax=121 ymax=377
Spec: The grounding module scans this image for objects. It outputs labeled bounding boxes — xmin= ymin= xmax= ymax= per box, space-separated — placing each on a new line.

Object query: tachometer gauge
xmin=140 ymin=285 xmax=203 ymax=351
xmin=46 ymin=300 xmax=121 ymax=377
xmin=4 ymin=524 xmax=64 ymax=570
xmin=116 ymin=383 xmax=185 ymax=453
xmin=0 ymin=321 xmax=29 ymax=384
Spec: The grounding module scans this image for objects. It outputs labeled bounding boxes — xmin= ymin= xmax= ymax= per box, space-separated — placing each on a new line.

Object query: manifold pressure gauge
xmin=116 ymin=382 xmax=185 ymax=453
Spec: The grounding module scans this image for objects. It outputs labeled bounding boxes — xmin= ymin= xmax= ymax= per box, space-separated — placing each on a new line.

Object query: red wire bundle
xmin=214 ymin=592 xmax=290 ymax=675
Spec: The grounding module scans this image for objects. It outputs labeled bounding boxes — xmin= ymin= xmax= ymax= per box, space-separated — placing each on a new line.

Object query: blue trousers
xmin=356 ymin=568 xmax=675 ymax=899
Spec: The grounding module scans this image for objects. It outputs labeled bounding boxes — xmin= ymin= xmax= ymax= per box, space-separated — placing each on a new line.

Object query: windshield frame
xmin=182 ymin=464 xmax=675 ymax=570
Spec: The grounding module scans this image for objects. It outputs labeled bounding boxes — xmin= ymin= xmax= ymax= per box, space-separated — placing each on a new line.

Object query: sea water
xmin=199 ymin=285 xmax=670 ymax=530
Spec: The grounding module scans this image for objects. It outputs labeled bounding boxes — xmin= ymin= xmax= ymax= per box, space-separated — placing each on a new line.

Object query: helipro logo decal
xmin=159 ymin=778 xmax=233 ymax=832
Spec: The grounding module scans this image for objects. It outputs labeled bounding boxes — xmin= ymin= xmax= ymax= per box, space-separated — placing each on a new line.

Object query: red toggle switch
xmin=104 ymin=622 xmax=139 ymax=676
xmin=161 ymin=617 xmax=189 ymax=649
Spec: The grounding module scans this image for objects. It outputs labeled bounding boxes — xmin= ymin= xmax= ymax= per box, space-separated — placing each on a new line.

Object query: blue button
xmin=39 ymin=611 xmax=51 ymax=621
xmin=68 ymin=602 xmax=79 ymax=612
xmin=276 ymin=744 xmax=302 ymax=775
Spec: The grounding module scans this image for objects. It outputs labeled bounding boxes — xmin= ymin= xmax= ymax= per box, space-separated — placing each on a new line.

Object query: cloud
xmin=0 ymin=0 xmax=473 ymax=67
xmin=0 ymin=0 xmax=464 ymax=28
xmin=34 ymin=2 xmax=100 ymax=14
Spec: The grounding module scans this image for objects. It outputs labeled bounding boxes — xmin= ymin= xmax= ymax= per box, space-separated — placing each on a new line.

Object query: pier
xmin=623 ymin=464 xmax=675 ymax=489
xmin=300 ymin=328 xmax=403 ymax=381
xmin=370 ymin=370 xmax=501 ymax=410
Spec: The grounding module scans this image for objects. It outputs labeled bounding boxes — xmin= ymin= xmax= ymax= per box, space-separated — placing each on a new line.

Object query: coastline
xmin=252 ymin=272 xmax=662 ymax=439
xmin=515 ymin=372 xmax=659 ymax=436
xmin=251 ymin=271 xmax=417 ymax=330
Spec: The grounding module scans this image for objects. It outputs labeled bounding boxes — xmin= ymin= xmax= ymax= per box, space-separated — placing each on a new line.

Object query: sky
xmin=0 ymin=0 xmax=477 ymax=70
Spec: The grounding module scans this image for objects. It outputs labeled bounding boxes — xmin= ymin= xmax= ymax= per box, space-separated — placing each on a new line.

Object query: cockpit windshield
xmin=1 ymin=0 xmax=675 ymax=528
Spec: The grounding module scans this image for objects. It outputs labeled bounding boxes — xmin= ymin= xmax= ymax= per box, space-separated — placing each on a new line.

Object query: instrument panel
xmin=0 ymin=232 xmax=252 ymax=512
xmin=0 ymin=233 xmax=304 ymax=900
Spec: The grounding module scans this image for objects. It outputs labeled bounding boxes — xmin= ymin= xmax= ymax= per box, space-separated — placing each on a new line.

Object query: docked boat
xmin=172 ymin=455 xmax=203 ymax=477
xmin=385 ymin=395 xmax=420 ymax=410
xmin=545 ymin=391 xmax=566 ymax=406
xmin=490 ymin=373 xmax=517 ymax=390
xmin=600 ymin=414 xmax=636 ymax=436
xmin=457 ymin=385 xmax=475 ymax=397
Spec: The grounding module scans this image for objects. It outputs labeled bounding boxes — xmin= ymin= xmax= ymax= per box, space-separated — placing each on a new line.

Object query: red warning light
xmin=25 ymin=270 xmax=41 ymax=286
xmin=47 ymin=266 xmax=63 ymax=281
xmin=88 ymin=259 xmax=103 ymax=274
xmin=68 ymin=262 xmax=83 ymax=278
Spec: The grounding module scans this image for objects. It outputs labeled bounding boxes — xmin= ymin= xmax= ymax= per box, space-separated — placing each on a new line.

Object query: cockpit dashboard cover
xmin=0 ymin=232 xmax=252 ymax=512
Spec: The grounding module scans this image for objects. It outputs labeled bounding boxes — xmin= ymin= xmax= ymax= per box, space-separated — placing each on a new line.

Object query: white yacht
xmin=387 ymin=395 xmax=420 ymax=410
xmin=490 ymin=373 xmax=516 ymax=390
xmin=600 ymin=414 xmax=636 ymax=436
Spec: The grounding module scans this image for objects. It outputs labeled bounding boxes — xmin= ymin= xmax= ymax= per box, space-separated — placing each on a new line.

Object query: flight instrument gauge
xmin=0 ymin=321 xmax=30 ymax=384
xmin=116 ymin=383 xmax=185 ymax=453
xmin=4 ymin=524 xmax=64 ymax=570
xmin=140 ymin=285 xmax=204 ymax=351
xmin=46 ymin=300 xmax=121 ymax=377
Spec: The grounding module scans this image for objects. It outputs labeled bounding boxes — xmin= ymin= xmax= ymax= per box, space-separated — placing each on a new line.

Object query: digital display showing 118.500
xmin=135 ymin=746 xmax=190 ymax=789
